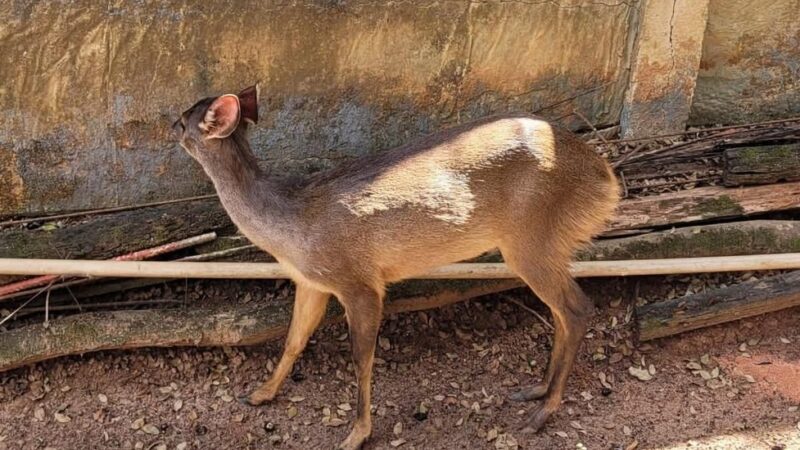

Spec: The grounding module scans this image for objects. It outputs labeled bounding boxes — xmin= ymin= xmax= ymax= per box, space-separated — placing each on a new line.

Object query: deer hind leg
xmin=240 ymin=283 xmax=330 ymax=406
xmin=500 ymin=244 xmax=594 ymax=432
xmin=337 ymin=286 xmax=383 ymax=450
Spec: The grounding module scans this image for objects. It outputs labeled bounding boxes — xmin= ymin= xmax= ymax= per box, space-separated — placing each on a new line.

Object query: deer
xmin=173 ymin=85 xmax=619 ymax=449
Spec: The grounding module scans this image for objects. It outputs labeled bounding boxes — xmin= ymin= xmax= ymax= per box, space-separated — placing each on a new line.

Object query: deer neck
xmin=199 ymin=132 xmax=302 ymax=258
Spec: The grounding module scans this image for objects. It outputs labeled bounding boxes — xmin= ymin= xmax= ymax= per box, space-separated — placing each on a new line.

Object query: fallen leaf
xmin=337 ymin=403 xmax=352 ymax=411
xmin=289 ymin=396 xmax=305 ymax=403
xmin=54 ymin=412 xmax=71 ymax=423
xmin=287 ymin=405 xmax=298 ymax=419
xmin=598 ymin=371 xmax=613 ymax=389
xmin=686 ymin=362 xmax=702 ymax=371
xmin=142 ymin=424 xmax=160 ymax=435
xmin=173 ymin=399 xmax=183 ymax=412
xmin=780 ymin=337 xmax=792 ymax=344
xmin=738 ymin=343 xmax=747 ymax=352
xmin=623 ymin=425 xmax=632 ymax=436
xmin=390 ymin=438 xmax=407 ymax=447
xmin=393 ymin=422 xmax=403 ymax=435
xmin=131 ymin=418 xmax=145 ymax=430
xmin=98 ymin=394 xmax=108 ymax=404
xmin=744 ymin=374 xmax=756 ymax=383
xmin=555 ymin=431 xmax=568 ymax=438
xmin=486 ymin=427 xmax=499 ymax=442
xmin=628 ymin=366 xmax=652 ymax=381
xmin=324 ymin=418 xmax=347 ymax=427
xmin=494 ymin=433 xmax=519 ymax=450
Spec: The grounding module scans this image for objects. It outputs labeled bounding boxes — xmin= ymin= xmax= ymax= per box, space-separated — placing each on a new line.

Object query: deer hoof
xmin=521 ymin=402 xmax=554 ymax=433
xmin=237 ymin=392 xmax=274 ymax=407
xmin=509 ymin=382 xmax=548 ymax=402
xmin=338 ymin=426 xmax=370 ymax=450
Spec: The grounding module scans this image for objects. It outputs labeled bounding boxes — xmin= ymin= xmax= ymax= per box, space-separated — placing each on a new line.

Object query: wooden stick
xmin=0 ymin=243 xmax=257 ymax=304
xmin=602 ymin=116 xmax=800 ymax=145
xmin=638 ymin=270 xmax=800 ymax=341
xmin=0 ymin=232 xmax=217 ymax=301
xmin=1 ymin=254 xmax=800 ymax=280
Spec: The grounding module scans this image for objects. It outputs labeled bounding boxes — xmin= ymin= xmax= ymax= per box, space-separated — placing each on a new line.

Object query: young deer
xmin=174 ymin=85 xmax=619 ymax=449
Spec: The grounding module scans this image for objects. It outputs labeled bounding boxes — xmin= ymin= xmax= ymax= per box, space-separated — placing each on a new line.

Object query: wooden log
xmin=723 ymin=144 xmax=800 ymax=187
xmin=638 ymin=270 xmax=800 ymax=341
xmin=0 ymin=199 xmax=231 ymax=263
xmin=0 ymin=199 xmax=231 ymax=286
xmin=586 ymin=220 xmax=800 ymax=260
xmin=611 ymin=181 xmax=800 ymax=231
xmin=0 ymin=280 xmax=521 ymax=372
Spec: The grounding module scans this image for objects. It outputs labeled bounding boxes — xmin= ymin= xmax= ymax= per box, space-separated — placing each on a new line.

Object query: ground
xmin=1 ymin=278 xmax=799 ymax=450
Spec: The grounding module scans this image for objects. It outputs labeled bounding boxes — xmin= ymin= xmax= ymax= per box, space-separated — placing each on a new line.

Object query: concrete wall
xmin=0 ymin=0 xmax=638 ymax=217
xmin=0 ymin=0 xmax=798 ymax=217
xmin=690 ymin=0 xmax=800 ymax=124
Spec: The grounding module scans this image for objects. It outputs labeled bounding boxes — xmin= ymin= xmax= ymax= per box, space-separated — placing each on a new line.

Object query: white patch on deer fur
xmin=340 ymin=169 xmax=475 ymax=225
xmin=516 ymin=118 xmax=556 ymax=170
xmin=338 ymin=117 xmax=555 ymax=224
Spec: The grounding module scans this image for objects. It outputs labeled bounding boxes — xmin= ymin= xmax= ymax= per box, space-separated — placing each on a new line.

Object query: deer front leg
xmin=338 ymin=288 xmax=383 ymax=450
xmin=240 ymin=284 xmax=330 ymax=406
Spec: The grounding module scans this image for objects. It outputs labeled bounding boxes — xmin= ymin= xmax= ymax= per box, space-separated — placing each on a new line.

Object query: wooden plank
xmin=638 ymin=270 xmax=800 ymax=341
xmin=611 ymin=181 xmax=800 ymax=231
xmin=723 ymin=144 xmax=800 ymax=186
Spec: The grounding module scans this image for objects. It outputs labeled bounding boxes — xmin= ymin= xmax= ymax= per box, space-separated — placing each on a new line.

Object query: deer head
xmin=173 ymin=85 xmax=259 ymax=161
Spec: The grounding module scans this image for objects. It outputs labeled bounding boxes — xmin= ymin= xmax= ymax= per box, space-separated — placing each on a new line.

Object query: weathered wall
xmin=0 ymin=0 xmax=638 ymax=217
xmin=621 ymin=0 xmax=709 ymax=138
xmin=690 ymin=0 xmax=800 ymax=124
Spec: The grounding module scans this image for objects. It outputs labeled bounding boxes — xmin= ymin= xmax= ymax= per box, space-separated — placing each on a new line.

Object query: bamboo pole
xmin=0 ymin=232 xmax=217 ymax=299
xmin=0 ymin=253 xmax=799 ymax=280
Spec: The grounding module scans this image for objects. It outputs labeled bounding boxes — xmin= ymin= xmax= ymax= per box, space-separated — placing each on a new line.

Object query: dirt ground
xmin=1 ymin=278 xmax=799 ymax=450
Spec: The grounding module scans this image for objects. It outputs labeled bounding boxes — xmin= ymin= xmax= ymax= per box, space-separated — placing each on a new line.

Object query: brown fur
xmin=175 ymin=87 xmax=619 ymax=449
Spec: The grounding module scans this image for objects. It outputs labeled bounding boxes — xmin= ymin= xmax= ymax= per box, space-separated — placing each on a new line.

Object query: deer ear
xmin=201 ymin=95 xmax=241 ymax=139
xmin=238 ymin=84 xmax=259 ymax=124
